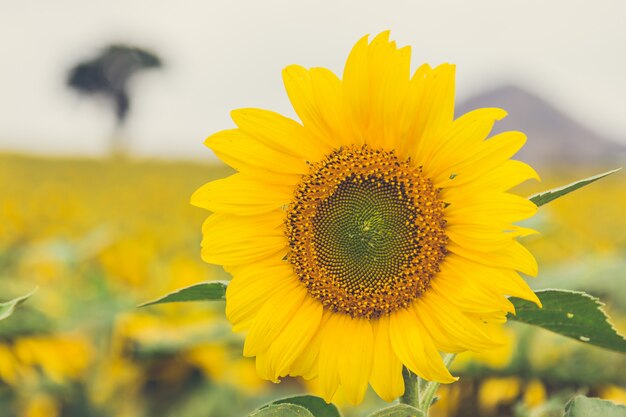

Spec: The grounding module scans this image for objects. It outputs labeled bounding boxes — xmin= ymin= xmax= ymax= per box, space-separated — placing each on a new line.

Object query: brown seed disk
xmin=285 ymin=145 xmax=448 ymax=319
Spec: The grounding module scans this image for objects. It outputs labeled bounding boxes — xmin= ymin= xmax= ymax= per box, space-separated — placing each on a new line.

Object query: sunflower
xmin=191 ymin=32 xmax=540 ymax=405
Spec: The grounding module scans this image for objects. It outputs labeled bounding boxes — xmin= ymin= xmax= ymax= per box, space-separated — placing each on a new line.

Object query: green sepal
xmin=0 ymin=288 xmax=37 ymax=321
xmin=138 ymin=281 xmax=227 ymax=307
xmin=529 ymin=168 xmax=620 ymax=207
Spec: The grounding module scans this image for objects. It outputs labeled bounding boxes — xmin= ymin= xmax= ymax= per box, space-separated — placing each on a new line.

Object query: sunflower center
xmin=286 ymin=145 xmax=448 ymax=319
xmin=314 ymin=178 xmax=415 ymax=290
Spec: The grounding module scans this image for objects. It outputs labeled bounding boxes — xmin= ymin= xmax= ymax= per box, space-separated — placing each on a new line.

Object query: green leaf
xmin=563 ymin=395 xmax=626 ymax=417
xmin=138 ymin=281 xmax=227 ymax=307
xmin=528 ymin=168 xmax=621 ymax=207
xmin=0 ymin=288 xmax=37 ymax=321
xmin=249 ymin=403 xmax=314 ymax=417
xmin=368 ymin=404 xmax=424 ymax=417
xmin=508 ymin=289 xmax=626 ymax=353
xmin=272 ymin=395 xmax=341 ymax=417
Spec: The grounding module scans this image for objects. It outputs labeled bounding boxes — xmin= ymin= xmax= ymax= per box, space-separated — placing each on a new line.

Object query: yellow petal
xmin=336 ymin=317 xmax=374 ymax=405
xmin=444 ymin=255 xmax=541 ymax=307
xmin=363 ymin=32 xmax=411 ymax=150
xmin=315 ymin=313 xmax=375 ymax=404
xmin=466 ymin=310 xmax=510 ymax=326
xmin=205 ymin=129 xmax=307 ymax=178
xmin=191 ymin=173 xmax=292 ymax=215
xmin=508 ymin=225 xmax=540 ymax=238
xmin=444 ymin=160 xmax=539 ymax=197
xmin=200 ymin=212 xmax=286 ymax=266
xmin=422 ymin=107 xmax=507 ymax=177
xmin=283 ymin=65 xmax=349 ymax=148
xmin=342 ymin=35 xmax=370 ymax=145
xmin=318 ymin=313 xmax=343 ymax=402
xmin=264 ymin=294 xmax=323 ymax=379
xmin=446 ymin=224 xmax=521 ymax=253
xmin=395 ymin=63 xmax=429 ymax=159
xmin=453 ymin=227 xmax=538 ymax=260
xmin=417 ymin=294 xmax=502 ymax=352
xmin=433 ymin=131 xmax=527 ymax=188
xmin=448 ymin=240 xmax=538 ymax=278
xmin=289 ymin=313 xmax=330 ymax=380
xmin=255 ymin=348 xmax=274 ymax=382
xmin=445 ymin=192 xmax=537 ymax=227
xmin=370 ymin=315 xmax=404 ymax=402
xmin=405 ymin=64 xmax=456 ymax=164
xmin=243 ymin=282 xmax=307 ymax=358
xmin=431 ymin=259 xmax=515 ymax=315
xmin=225 ymin=258 xmax=295 ymax=331
xmin=309 ymin=67 xmax=353 ymax=146
xmin=389 ymin=308 xmax=457 ymax=383
xmin=231 ymin=108 xmax=329 ymax=162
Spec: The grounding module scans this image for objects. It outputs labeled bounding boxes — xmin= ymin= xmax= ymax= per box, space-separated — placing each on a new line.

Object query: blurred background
xmin=1 ymin=1 xmax=625 ymax=416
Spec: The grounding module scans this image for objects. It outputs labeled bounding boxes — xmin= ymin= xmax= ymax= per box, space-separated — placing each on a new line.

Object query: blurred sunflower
xmin=192 ymin=32 xmax=540 ymax=404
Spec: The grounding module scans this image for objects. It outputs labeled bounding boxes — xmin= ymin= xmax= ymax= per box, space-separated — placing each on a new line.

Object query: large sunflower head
xmin=192 ymin=32 xmax=540 ymax=405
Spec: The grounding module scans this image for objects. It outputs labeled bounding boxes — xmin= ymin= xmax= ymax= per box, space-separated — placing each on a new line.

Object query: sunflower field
xmin=0 ymin=149 xmax=624 ymax=417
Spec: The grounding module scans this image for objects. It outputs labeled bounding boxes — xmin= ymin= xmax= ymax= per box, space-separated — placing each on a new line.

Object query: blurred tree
xmin=67 ymin=44 xmax=163 ymax=156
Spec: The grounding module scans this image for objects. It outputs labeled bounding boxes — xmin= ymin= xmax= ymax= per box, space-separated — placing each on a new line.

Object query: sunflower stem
xmin=417 ymin=353 xmax=457 ymax=415
xmin=400 ymin=366 xmax=420 ymax=408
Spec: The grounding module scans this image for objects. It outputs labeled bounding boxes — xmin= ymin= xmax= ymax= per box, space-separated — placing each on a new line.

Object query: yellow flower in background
xmin=523 ymin=379 xmax=547 ymax=408
xmin=600 ymin=385 xmax=626 ymax=405
xmin=21 ymin=393 xmax=60 ymax=417
xmin=0 ymin=334 xmax=92 ymax=387
xmin=429 ymin=384 xmax=462 ymax=417
xmin=0 ymin=344 xmax=22 ymax=385
xmin=13 ymin=334 xmax=93 ymax=384
xmin=478 ymin=377 xmax=522 ymax=413
xmin=192 ymin=32 xmax=540 ymax=404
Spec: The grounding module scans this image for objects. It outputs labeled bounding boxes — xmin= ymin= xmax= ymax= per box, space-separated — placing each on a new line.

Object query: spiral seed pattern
xmin=286 ymin=145 xmax=448 ymax=319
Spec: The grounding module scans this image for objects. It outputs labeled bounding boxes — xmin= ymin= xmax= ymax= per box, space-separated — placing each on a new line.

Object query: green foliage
xmin=529 ymin=168 xmax=621 ymax=207
xmin=367 ymin=404 xmax=424 ymax=417
xmin=271 ymin=396 xmax=341 ymax=417
xmin=0 ymin=288 xmax=37 ymax=321
xmin=509 ymin=290 xmax=626 ymax=353
xmin=563 ymin=395 xmax=626 ymax=417
xmin=251 ymin=395 xmax=341 ymax=417
xmin=249 ymin=403 xmax=315 ymax=417
xmin=138 ymin=281 xmax=227 ymax=307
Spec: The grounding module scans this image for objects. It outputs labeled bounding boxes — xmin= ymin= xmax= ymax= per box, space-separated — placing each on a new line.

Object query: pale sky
xmin=1 ymin=0 xmax=625 ymax=158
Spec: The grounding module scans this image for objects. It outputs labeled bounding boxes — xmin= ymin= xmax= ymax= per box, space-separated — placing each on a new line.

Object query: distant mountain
xmin=457 ymin=85 xmax=626 ymax=167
